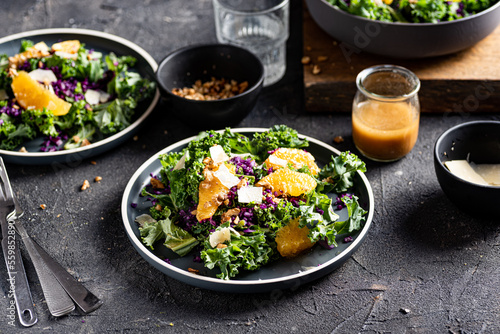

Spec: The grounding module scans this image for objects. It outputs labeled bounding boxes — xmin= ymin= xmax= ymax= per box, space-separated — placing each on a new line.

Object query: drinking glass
xmin=213 ymin=0 xmax=289 ymax=87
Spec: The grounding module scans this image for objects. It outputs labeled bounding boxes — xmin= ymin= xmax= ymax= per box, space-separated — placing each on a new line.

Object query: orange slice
xmin=275 ymin=218 xmax=315 ymax=258
xmin=11 ymin=71 xmax=71 ymax=116
xmin=196 ymin=163 xmax=236 ymax=221
xmin=264 ymin=148 xmax=320 ymax=175
xmin=256 ymin=168 xmax=316 ymax=197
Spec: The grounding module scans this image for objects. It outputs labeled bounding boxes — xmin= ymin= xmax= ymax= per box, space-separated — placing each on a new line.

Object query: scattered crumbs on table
xmin=81 ymin=179 xmax=90 ymax=190
xmin=57 ymin=214 xmax=61 ymax=218
xmin=301 ymin=56 xmax=311 ymax=65
xmin=312 ymin=65 xmax=321 ymax=75
xmin=90 ymin=160 xmax=97 ymax=165
xmin=94 ymin=176 xmax=102 ymax=183
xmin=317 ymin=56 xmax=328 ymax=62
xmin=40 ymin=204 xmax=46 ymax=210
xmin=169 ymin=323 xmax=174 ymax=327
xmin=333 ymin=135 xmax=344 ymax=144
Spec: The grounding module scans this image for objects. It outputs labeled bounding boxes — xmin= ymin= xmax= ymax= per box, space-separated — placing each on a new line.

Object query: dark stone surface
xmin=1 ymin=0 xmax=499 ymax=333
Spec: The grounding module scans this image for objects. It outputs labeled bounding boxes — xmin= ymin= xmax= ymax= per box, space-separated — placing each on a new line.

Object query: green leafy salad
xmin=134 ymin=125 xmax=368 ymax=280
xmin=327 ymin=0 xmax=499 ymax=23
xmin=0 ymin=39 xmax=155 ymax=151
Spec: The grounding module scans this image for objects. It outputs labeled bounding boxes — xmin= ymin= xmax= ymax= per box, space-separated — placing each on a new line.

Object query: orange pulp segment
xmin=264 ymin=148 xmax=320 ymax=175
xmin=256 ymin=168 xmax=316 ymax=197
xmin=11 ymin=71 xmax=71 ymax=116
xmin=275 ymin=218 xmax=315 ymax=258
xmin=196 ymin=163 xmax=236 ymax=221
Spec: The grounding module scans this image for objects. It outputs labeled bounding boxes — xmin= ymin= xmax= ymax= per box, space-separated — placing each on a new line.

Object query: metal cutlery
xmin=0 ymin=157 xmax=103 ymax=323
xmin=11 ymin=181 xmax=103 ymax=314
xmin=10 ymin=197 xmax=75 ymax=317
xmin=0 ymin=158 xmax=37 ymax=327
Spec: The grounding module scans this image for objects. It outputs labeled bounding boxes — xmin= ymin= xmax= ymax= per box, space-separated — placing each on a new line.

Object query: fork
xmin=9 ymin=196 xmax=75 ymax=317
xmin=0 ymin=158 xmax=37 ymax=327
xmin=12 ymin=196 xmax=103 ymax=314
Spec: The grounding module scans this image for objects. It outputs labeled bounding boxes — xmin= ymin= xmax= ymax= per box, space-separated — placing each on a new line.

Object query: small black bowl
xmin=434 ymin=121 xmax=500 ymax=217
xmin=156 ymin=44 xmax=264 ymax=129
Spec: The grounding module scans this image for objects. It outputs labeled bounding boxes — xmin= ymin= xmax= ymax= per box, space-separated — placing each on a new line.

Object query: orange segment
xmin=264 ymin=148 xmax=320 ymax=175
xmin=196 ymin=163 xmax=236 ymax=221
xmin=275 ymin=218 xmax=315 ymax=258
xmin=11 ymin=71 xmax=71 ymax=116
xmin=256 ymin=168 xmax=316 ymax=197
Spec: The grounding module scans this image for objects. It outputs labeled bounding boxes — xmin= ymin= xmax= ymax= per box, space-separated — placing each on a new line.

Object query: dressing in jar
xmin=352 ymin=65 xmax=421 ymax=162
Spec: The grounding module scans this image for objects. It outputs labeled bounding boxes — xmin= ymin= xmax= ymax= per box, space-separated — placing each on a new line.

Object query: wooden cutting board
xmin=303 ymin=7 xmax=500 ymax=113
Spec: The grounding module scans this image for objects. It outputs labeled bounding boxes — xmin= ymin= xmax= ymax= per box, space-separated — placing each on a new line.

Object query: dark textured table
xmin=1 ymin=1 xmax=499 ymax=333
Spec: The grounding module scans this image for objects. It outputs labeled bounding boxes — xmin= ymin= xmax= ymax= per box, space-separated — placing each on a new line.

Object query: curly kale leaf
xmin=318 ymin=151 xmax=366 ymax=193
xmin=201 ymin=223 xmax=275 ymax=280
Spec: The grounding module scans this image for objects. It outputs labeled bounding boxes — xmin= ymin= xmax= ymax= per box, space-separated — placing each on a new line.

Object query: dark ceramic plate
xmin=0 ymin=28 xmax=160 ymax=165
xmin=305 ymin=0 xmax=500 ymax=58
xmin=121 ymin=128 xmax=375 ymax=293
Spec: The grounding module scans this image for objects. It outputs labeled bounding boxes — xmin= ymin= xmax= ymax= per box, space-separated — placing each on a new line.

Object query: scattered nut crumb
xmin=90 ymin=161 xmax=97 ymax=165
xmin=317 ymin=56 xmax=328 ymax=62
xmin=94 ymin=176 xmax=102 ymax=183
xmin=81 ymin=180 xmax=90 ymax=191
xmin=312 ymin=65 xmax=321 ymax=75
xmin=333 ymin=136 xmax=344 ymax=143
xmin=133 ymin=135 xmax=139 ymax=141
xmin=57 ymin=214 xmax=61 ymax=218
xmin=40 ymin=204 xmax=46 ymax=210
xmin=301 ymin=56 xmax=311 ymax=65
xmin=19 ymin=147 xmax=28 ymax=153
xmin=187 ymin=268 xmax=199 ymax=274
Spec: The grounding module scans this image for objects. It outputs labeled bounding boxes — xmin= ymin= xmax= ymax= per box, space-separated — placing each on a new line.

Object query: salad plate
xmin=0 ymin=28 xmax=160 ymax=165
xmin=121 ymin=128 xmax=374 ymax=293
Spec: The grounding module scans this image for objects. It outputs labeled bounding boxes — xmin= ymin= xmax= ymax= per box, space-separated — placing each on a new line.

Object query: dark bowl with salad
xmin=0 ymin=29 xmax=159 ymax=165
xmin=305 ymin=0 xmax=500 ymax=58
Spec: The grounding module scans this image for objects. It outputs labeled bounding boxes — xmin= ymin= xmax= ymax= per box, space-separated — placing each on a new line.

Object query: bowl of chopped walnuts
xmin=156 ymin=44 xmax=264 ymax=129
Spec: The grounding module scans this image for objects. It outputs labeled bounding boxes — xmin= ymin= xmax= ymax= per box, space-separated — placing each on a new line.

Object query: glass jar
xmin=352 ymin=65 xmax=421 ymax=162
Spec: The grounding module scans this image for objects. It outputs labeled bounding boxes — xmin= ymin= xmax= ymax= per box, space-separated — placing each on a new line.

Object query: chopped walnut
xmin=317 ymin=56 xmax=328 ymax=62
xmin=172 ymin=77 xmax=249 ymax=100
xmin=40 ymin=204 xmax=47 ymax=210
xmin=301 ymin=56 xmax=311 ymax=65
xmin=150 ymin=177 xmax=165 ymax=189
xmin=90 ymin=160 xmax=97 ymax=165
xmin=187 ymin=268 xmax=199 ymax=273
xmin=333 ymin=136 xmax=344 ymax=144
xmin=236 ymin=177 xmax=248 ymax=189
xmin=81 ymin=180 xmax=90 ymax=191
xmin=312 ymin=65 xmax=321 ymax=75
xmin=221 ymin=208 xmax=241 ymax=223
xmin=94 ymin=176 xmax=102 ymax=183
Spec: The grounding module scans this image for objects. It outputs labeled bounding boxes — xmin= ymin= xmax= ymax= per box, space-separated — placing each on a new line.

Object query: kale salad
xmin=0 ymin=39 xmax=155 ymax=152
xmin=327 ymin=0 xmax=499 ymax=23
xmin=134 ymin=126 xmax=368 ymax=280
